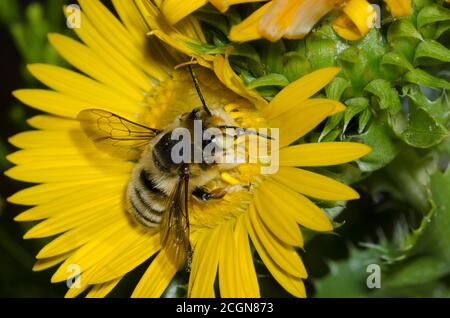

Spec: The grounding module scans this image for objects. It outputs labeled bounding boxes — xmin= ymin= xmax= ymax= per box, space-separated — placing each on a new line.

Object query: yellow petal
xmin=5 ymin=159 xmax=132 ymax=183
xmin=258 ymin=179 xmax=333 ymax=231
xmin=51 ymin=222 xmax=135 ymax=282
xmin=213 ymin=55 xmax=267 ymax=110
xmin=254 ymin=189 xmax=304 ymax=247
xmin=89 ymin=231 xmax=160 ymax=284
xmin=86 ymin=277 xmax=123 ymax=298
xmin=77 ymin=0 xmax=166 ymax=82
xmin=384 ymin=0 xmax=412 ymax=17
xmin=13 ymin=89 xmax=101 ymax=119
xmin=245 ymin=211 xmax=307 ymax=297
xmin=36 ymin=213 xmax=125 ymax=258
xmin=333 ymin=0 xmax=377 ymax=41
xmin=219 ymin=221 xmax=243 ymax=298
xmin=280 ymin=142 xmax=372 ymax=167
xmin=8 ymin=179 xmax=114 ymax=206
xmin=86 ymin=228 xmax=157 ymax=286
xmin=234 ymin=215 xmax=260 ymax=297
xmin=272 ymin=167 xmax=360 ymax=200
xmin=161 ymin=0 xmax=207 ymax=25
xmin=14 ymin=177 xmax=128 ymax=221
xmin=248 ymin=203 xmax=306 ymax=277
xmin=132 ymin=249 xmax=178 ymax=298
xmin=8 ymin=130 xmax=86 ymax=149
xmin=283 ymin=0 xmax=344 ymax=39
xmin=66 ymin=7 xmax=161 ymax=88
xmin=265 ymin=67 xmax=341 ymax=119
xmin=7 ymin=148 xmax=103 ymax=165
xmin=111 ymin=0 xmax=150 ymax=44
xmin=188 ymin=226 xmax=224 ymax=297
xmin=270 ymin=100 xmax=338 ymax=148
xmin=27 ymin=64 xmax=140 ymax=115
xmin=258 ymin=0 xmax=303 ymax=41
xmin=48 ymin=33 xmax=143 ymax=101
xmin=27 ymin=115 xmax=79 ymax=130
xmin=32 ymin=252 xmax=72 ymax=272
xmin=229 ymin=2 xmax=273 ymax=42
xmin=136 ymin=0 xmax=211 ymax=68
xmin=24 ymin=193 xmax=124 ymax=239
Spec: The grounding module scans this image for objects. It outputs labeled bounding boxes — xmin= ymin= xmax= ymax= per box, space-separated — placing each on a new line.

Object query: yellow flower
xmin=332 ymin=0 xmax=377 ymax=41
xmin=384 ymin=0 xmax=412 ymax=17
xmin=160 ymin=0 xmax=377 ymax=42
xmin=6 ymin=0 xmax=371 ymax=297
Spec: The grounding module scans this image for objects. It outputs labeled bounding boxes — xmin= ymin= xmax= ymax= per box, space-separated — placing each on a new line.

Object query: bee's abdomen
xmin=127 ymin=168 xmax=167 ymax=228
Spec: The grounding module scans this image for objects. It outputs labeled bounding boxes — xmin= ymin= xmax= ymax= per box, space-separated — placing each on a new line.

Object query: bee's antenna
xmin=188 ymin=64 xmax=212 ymax=117
xmin=218 ymin=125 xmax=274 ymax=140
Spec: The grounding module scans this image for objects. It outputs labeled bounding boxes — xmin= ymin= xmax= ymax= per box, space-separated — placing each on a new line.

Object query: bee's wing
xmin=161 ymin=165 xmax=191 ymax=270
xmin=77 ymin=109 xmax=160 ymax=161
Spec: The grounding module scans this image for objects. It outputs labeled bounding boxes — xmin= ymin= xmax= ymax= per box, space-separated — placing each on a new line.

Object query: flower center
xmin=141 ymin=68 xmax=268 ymax=229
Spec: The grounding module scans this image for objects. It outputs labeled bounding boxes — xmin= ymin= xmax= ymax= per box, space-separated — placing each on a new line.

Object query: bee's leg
xmin=192 ymin=184 xmax=249 ymax=202
xmin=192 ymin=187 xmax=218 ymax=201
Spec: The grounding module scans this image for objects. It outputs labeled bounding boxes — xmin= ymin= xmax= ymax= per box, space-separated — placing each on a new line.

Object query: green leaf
xmin=419 ymin=168 xmax=450 ymax=261
xmin=0 ymin=0 xmax=19 ymax=24
xmin=246 ymin=73 xmax=289 ymax=89
xmin=314 ymin=248 xmax=378 ymax=298
xmin=338 ymin=47 xmax=369 ymax=95
xmin=407 ymin=88 xmax=449 ymax=127
xmin=403 ymin=68 xmax=450 ymax=89
xmin=382 ymin=168 xmax=450 ymax=288
xmin=387 ymin=19 xmax=422 ymax=62
xmin=281 ymin=52 xmax=311 ymax=82
xmin=319 ymin=113 xmax=344 ymax=142
xmin=435 ymin=20 xmax=450 ymax=38
xmin=388 ymin=102 xmax=447 ymax=148
xmin=364 ymin=79 xmax=401 ymax=114
xmin=358 ymin=108 xmax=372 ymax=133
xmin=387 ymin=19 xmax=423 ymax=42
xmin=416 ymin=4 xmax=450 ymax=33
xmin=343 ymin=97 xmax=369 ymax=132
xmin=306 ymin=33 xmax=337 ymax=70
xmin=380 ymin=51 xmax=414 ymax=79
xmin=194 ymin=11 xmax=230 ymax=35
xmin=325 ymin=77 xmax=351 ymax=101
xmin=414 ymin=39 xmax=450 ymax=66
xmin=260 ymin=41 xmax=286 ymax=75
xmin=229 ymin=43 xmax=261 ymax=63
xmin=321 ymin=128 xmax=342 ymax=142
xmin=355 ymin=117 xmax=400 ymax=172
xmin=385 ymin=256 xmax=449 ymax=288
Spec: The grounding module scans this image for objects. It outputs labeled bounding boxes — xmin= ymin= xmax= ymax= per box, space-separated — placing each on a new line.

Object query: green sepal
xmin=414 ymin=39 xmax=450 ymax=66
xmin=343 ymin=97 xmax=370 ymax=133
xmin=355 ymin=116 xmax=401 ymax=172
xmin=364 ymin=79 xmax=402 ymax=114
xmin=246 ymin=73 xmax=289 ymax=89
xmin=403 ymin=68 xmax=450 ymax=89
xmin=416 ymin=3 xmax=450 ymax=37
xmin=388 ymin=96 xmax=448 ymax=148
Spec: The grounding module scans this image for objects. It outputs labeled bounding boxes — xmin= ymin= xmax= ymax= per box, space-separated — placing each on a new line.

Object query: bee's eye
xmin=189 ymin=108 xmax=201 ymax=120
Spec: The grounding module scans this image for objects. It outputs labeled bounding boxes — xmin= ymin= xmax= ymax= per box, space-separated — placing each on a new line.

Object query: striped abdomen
xmin=127 ymin=167 xmax=167 ymax=228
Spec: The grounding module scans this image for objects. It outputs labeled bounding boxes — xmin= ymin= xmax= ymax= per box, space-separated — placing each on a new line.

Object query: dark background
xmin=0 ymin=0 xmax=70 ymax=297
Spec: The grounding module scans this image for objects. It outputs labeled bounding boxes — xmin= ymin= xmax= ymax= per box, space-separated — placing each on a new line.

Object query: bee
xmin=77 ymin=65 xmax=250 ymax=270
